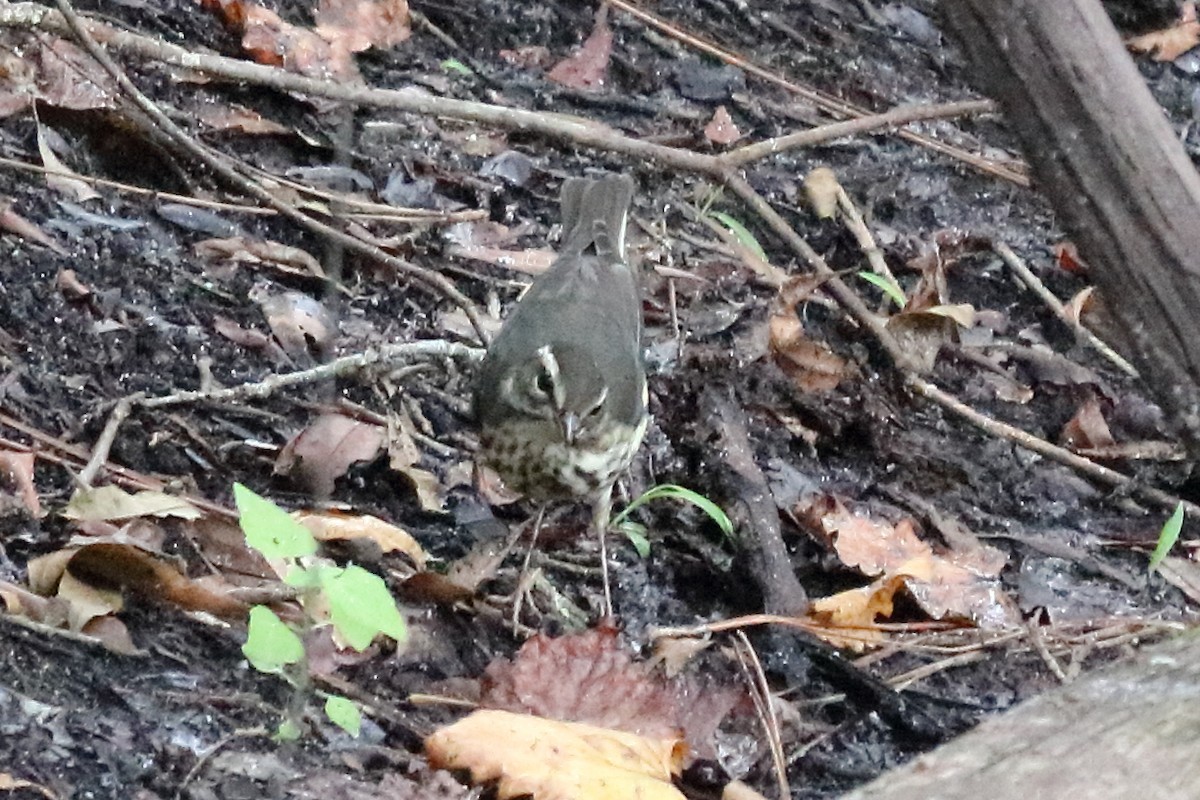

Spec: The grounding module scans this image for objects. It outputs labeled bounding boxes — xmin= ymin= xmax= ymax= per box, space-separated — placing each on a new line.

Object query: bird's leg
xmin=511 ymin=504 xmax=547 ymax=627
xmin=593 ymin=483 xmax=615 ymax=619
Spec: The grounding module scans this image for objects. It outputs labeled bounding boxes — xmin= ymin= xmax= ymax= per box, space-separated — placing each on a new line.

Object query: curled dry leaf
xmin=426 ymin=709 xmax=686 ymax=800
xmin=768 ymin=276 xmax=849 ymax=393
xmin=804 ymin=167 xmax=840 ymax=219
xmin=295 ymin=509 xmax=427 ymax=569
xmin=200 ymin=0 xmax=361 ymax=81
xmin=275 ymin=413 xmax=385 ymax=499
xmin=1059 ymin=394 xmax=1115 ymax=450
xmin=255 ymin=289 xmax=337 ymax=362
xmin=388 ymin=412 xmax=446 ymax=512
xmin=195 ymin=236 xmax=325 ymax=279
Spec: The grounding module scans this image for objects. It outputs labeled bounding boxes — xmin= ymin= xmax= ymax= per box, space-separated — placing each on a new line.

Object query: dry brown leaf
xmin=0 ymin=202 xmax=64 ymax=254
xmin=29 ymin=542 xmax=249 ymax=619
xmin=0 ymin=449 xmax=40 ymax=516
xmin=195 ymin=236 xmax=325 ymax=278
xmin=703 ymin=105 xmax=740 ymax=145
xmin=200 ymin=0 xmax=361 ymax=81
xmin=800 ymin=494 xmax=1017 ymax=632
xmin=1060 ymin=394 xmax=1115 ymax=450
xmin=1127 ymin=4 xmax=1200 ymax=62
xmin=195 ymin=105 xmax=292 ymax=135
xmin=804 ymin=167 xmax=840 ymax=219
xmin=37 ymin=122 xmax=100 ymax=202
xmin=425 ymin=709 xmax=686 ymax=800
xmin=314 ymin=0 xmax=412 ymax=52
xmin=295 ymin=509 xmax=427 ymax=569
xmin=275 ymin=413 xmax=385 ymax=498
xmin=1053 ymin=240 xmax=1088 ymax=274
xmin=63 ymin=485 xmax=201 ymax=521
xmin=255 ymin=289 xmax=336 ymax=361
xmin=547 ymin=4 xmax=613 ymax=89
xmin=768 ymin=278 xmax=849 ymax=393
xmin=483 ymin=627 xmax=683 ymax=737
xmin=807 ymin=573 xmax=911 ymax=650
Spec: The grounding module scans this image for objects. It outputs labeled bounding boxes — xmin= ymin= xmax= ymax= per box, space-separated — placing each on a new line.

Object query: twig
xmin=606 ymin=0 xmax=1026 ymax=185
xmin=47 ymin=0 xmax=491 ymax=344
xmin=137 ymin=340 xmax=482 ymax=410
xmin=905 ymin=375 xmax=1200 ymax=517
xmin=78 ymin=392 xmax=141 ymax=487
xmin=993 ymin=241 xmax=1138 ymax=377
xmin=732 ymin=631 xmax=789 ymax=800
xmin=725 ymin=99 xmax=998 ymax=167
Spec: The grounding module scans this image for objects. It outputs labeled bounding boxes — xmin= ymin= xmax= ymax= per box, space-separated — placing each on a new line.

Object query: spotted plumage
xmin=473 ymin=174 xmax=647 ymax=519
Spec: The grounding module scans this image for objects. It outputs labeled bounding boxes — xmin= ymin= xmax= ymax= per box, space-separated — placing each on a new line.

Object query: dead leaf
xmin=426 ymin=709 xmax=686 ymax=800
xmin=64 ymin=485 xmax=201 ymax=521
xmin=388 ymin=412 xmax=445 ymax=512
xmin=295 ymin=509 xmax=427 ymax=569
xmin=768 ymin=277 xmax=849 ymax=393
xmin=1060 ymin=394 xmax=1115 ymax=450
xmin=703 ymin=106 xmax=740 ymax=146
xmin=255 ymin=289 xmax=336 ymax=362
xmin=547 ymin=4 xmax=613 ymax=89
xmin=314 ymin=0 xmax=411 ymax=52
xmin=1053 ymin=241 xmax=1089 ymax=274
xmin=195 ymin=236 xmax=325 ymax=279
xmin=276 ymin=413 xmax=385 ymax=499
xmin=1062 ymin=286 xmax=1095 ymax=326
xmin=1127 ymin=2 xmax=1200 ymax=61
xmin=804 ymin=167 xmax=840 ymax=219
xmin=200 ymin=0 xmax=362 ymax=81
xmin=0 ymin=202 xmax=65 ymax=254
xmin=483 ymin=627 xmax=683 ymax=736
xmin=37 ymin=122 xmax=99 ymax=202
xmin=0 ymin=449 xmax=40 ymax=516
xmin=799 ymin=494 xmax=1017 ymax=639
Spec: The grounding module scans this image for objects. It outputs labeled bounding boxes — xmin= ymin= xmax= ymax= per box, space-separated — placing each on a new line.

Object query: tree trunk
xmin=942 ymin=0 xmax=1200 ymax=455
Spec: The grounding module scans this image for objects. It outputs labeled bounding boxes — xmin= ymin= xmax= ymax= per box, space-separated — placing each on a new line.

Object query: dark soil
xmin=0 ymin=1 xmax=1197 ymax=798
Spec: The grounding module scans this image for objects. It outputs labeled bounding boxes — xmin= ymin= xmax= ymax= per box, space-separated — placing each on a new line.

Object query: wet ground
xmin=0 ymin=0 xmax=1197 ymax=798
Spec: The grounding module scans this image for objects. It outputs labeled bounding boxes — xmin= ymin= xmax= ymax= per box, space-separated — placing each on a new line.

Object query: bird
xmin=473 ymin=173 xmax=648 ymax=615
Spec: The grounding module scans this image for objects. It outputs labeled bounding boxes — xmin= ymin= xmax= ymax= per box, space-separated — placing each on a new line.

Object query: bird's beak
xmin=560 ymin=412 xmax=579 ymax=445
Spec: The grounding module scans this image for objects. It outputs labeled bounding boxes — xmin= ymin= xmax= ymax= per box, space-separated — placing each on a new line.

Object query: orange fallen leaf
xmin=426 ymin=709 xmax=686 ymax=800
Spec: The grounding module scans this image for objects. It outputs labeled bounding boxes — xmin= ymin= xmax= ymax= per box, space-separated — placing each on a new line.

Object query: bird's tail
xmin=559 ymin=174 xmax=635 ymax=261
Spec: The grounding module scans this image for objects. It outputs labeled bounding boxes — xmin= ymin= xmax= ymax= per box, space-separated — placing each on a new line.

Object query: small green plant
xmin=1149 ymin=501 xmax=1184 ymax=573
xmin=611 ymin=484 xmax=734 ymax=556
xmin=857 ymin=270 xmax=906 ymax=308
xmin=711 ymin=211 xmax=768 ymax=263
xmin=234 ymin=484 xmax=406 ymax=739
xmin=441 ymin=58 xmax=474 ymax=76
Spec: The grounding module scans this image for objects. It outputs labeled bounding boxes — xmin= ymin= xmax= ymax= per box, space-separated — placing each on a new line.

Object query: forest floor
xmin=0 ymin=1 xmax=1197 ymax=798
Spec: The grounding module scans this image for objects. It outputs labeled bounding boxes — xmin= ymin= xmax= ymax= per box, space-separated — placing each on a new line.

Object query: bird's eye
xmin=535 ymin=370 xmax=554 ymax=396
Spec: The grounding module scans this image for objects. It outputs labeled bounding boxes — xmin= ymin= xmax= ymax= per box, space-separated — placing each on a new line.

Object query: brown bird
xmin=473 ymin=173 xmax=648 ymax=614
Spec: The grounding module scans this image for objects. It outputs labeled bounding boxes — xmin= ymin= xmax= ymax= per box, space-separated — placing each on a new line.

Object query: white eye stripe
xmin=535 ymin=345 xmax=565 ymax=409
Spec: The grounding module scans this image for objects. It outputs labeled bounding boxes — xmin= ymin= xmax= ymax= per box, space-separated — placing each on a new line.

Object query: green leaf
xmin=1149 ymin=502 xmax=1185 ymax=572
xmin=243 ymin=606 xmax=304 ymax=673
xmin=320 ymin=565 xmax=407 ymax=651
xmin=617 ymin=520 xmax=651 ymax=558
xmin=441 ymin=58 xmax=474 ymax=76
xmin=611 ymin=484 xmax=734 ymax=540
xmin=325 ymin=695 xmax=362 ymax=737
xmin=234 ymin=484 xmax=316 ymax=559
xmin=857 ymin=271 xmax=906 ymax=308
xmin=712 ymin=212 xmax=767 ymax=262
xmin=275 ymin=719 xmax=301 ymax=741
